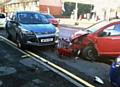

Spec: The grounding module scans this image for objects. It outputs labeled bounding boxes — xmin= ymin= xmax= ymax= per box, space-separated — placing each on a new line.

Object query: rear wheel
xmin=82 ymin=46 xmax=97 ymax=61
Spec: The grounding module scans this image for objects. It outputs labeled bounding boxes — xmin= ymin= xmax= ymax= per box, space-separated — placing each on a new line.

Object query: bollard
xmin=79 ymin=15 xmax=82 ymax=21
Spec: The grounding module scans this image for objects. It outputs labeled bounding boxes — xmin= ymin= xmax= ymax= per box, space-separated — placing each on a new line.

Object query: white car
xmin=0 ymin=13 xmax=6 ymax=29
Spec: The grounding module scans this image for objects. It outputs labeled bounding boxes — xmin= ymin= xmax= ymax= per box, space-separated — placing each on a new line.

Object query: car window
xmin=43 ymin=14 xmax=55 ymax=18
xmin=86 ymin=21 xmax=109 ymax=33
xmin=11 ymin=13 xmax=16 ymax=21
xmin=0 ymin=13 xmax=5 ymax=18
xmin=18 ymin=13 xmax=50 ymax=24
xmin=9 ymin=12 xmax=14 ymax=19
xmin=101 ymin=24 xmax=120 ymax=36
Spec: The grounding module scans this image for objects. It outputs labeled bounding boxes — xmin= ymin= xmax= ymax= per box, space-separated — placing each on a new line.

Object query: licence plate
xmin=41 ymin=38 xmax=53 ymax=42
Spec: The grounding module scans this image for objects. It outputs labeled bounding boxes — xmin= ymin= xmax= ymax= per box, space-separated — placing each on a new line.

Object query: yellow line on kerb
xmin=26 ymin=50 xmax=95 ymax=87
xmin=0 ymin=36 xmax=17 ymax=46
xmin=0 ymin=36 xmax=94 ymax=87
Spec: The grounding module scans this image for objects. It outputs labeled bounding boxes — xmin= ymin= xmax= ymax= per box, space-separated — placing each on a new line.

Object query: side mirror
xmin=98 ymin=31 xmax=107 ymax=37
xmin=10 ymin=20 xmax=17 ymax=24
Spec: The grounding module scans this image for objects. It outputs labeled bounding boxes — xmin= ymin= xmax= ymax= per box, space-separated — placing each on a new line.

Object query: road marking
xmin=0 ymin=36 xmax=17 ymax=46
xmin=0 ymin=36 xmax=95 ymax=87
xmin=21 ymin=54 xmax=31 ymax=58
xmin=26 ymin=50 xmax=95 ymax=87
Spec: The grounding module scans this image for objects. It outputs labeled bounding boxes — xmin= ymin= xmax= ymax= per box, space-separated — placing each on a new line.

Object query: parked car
xmin=0 ymin=13 xmax=6 ymax=29
xmin=69 ymin=20 xmax=120 ymax=61
xmin=42 ymin=13 xmax=59 ymax=27
xmin=109 ymin=55 xmax=120 ymax=87
xmin=5 ymin=11 xmax=59 ymax=49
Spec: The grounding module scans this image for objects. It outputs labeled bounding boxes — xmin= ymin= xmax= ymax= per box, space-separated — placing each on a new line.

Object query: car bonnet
xmin=20 ymin=23 xmax=56 ymax=32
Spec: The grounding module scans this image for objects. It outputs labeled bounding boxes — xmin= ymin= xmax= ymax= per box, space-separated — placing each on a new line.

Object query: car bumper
xmin=109 ymin=62 xmax=120 ymax=87
xmin=52 ymin=23 xmax=59 ymax=27
xmin=0 ymin=23 xmax=5 ymax=28
xmin=21 ymin=35 xmax=59 ymax=47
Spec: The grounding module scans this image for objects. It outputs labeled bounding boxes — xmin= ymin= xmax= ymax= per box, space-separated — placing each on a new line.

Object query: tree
xmin=63 ymin=2 xmax=93 ymax=17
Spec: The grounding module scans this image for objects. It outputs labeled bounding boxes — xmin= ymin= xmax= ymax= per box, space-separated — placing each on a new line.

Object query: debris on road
xmin=94 ymin=76 xmax=104 ymax=85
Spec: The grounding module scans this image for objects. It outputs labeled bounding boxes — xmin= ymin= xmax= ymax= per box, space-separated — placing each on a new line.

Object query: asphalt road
xmin=0 ymin=27 xmax=114 ymax=87
xmin=0 ymin=36 xmax=78 ymax=87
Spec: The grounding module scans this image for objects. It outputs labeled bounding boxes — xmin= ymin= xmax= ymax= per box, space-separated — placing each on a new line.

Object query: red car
xmin=69 ymin=20 xmax=120 ymax=61
xmin=42 ymin=13 xmax=59 ymax=27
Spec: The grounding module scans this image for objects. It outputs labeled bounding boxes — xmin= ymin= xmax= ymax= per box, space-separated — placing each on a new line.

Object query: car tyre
xmin=82 ymin=46 xmax=96 ymax=61
xmin=16 ymin=36 xmax=25 ymax=49
xmin=6 ymin=30 xmax=12 ymax=40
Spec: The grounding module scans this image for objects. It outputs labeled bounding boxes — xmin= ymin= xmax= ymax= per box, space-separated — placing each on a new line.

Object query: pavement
xmin=58 ymin=18 xmax=98 ymax=29
xmin=0 ymin=36 xmax=76 ymax=87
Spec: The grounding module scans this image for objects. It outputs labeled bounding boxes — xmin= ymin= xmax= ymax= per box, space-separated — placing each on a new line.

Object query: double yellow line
xmin=0 ymin=36 xmax=95 ymax=87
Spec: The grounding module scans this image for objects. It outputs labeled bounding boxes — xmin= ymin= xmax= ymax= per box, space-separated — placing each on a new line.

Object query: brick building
xmin=0 ymin=0 xmax=62 ymax=15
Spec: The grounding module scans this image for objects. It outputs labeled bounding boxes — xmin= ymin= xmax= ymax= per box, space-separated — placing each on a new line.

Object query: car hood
xmin=48 ymin=18 xmax=58 ymax=22
xmin=20 ymin=24 xmax=56 ymax=32
xmin=71 ymin=30 xmax=89 ymax=39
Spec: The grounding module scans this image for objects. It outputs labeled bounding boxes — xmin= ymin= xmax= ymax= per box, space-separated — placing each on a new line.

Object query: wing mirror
xmin=10 ymin=20 xmax=16 ymax=23
xmin=98 ymin=31 xmax=107 ymax=37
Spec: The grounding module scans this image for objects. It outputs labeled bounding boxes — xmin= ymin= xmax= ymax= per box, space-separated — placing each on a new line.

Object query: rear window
xmin=0 ymin=14 xmax=5 ymax=18
xmin=43 ymin=14 xmax=55 ymax=18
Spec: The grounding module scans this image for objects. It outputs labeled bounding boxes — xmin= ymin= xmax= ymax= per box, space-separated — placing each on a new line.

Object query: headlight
xmin=21 ymin=28 xmax=34 ymax=35
xmin=114 ymin=56 xmax=120 ymax=67
xmin=55 ymin=27 xmax=59 ymax=36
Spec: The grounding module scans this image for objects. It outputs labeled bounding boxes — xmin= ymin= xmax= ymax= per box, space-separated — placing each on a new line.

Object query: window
xmin=0 ymin=13 xmax=5 ymax=18
xmin=18 ymin=12 xmax=50 ymax=24
xmin=103 ymin=24 xmax=120 ymax=36
xmin=11 ymin=13 xmax=16 ymax=21
xmin=9 ymin=12 xmax=14 ymax=19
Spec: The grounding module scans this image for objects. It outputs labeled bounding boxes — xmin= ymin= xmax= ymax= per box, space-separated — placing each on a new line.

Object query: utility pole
xmin=74 ymin=2 xmax=78 ymax=21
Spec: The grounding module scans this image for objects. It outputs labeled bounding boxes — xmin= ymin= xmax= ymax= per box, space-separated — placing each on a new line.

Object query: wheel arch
xmin=81 ymin=42 xmax=98 ymax=61
xmin=86 ymin=42 xmax=98 ymax=55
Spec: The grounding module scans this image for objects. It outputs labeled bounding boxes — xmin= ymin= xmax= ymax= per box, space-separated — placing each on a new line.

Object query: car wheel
xmin=6 ymin=30 xmax=12 ymax=40
xmin=82 ymin=46 xmax=96 ymax=61
xmin=16 ymin=36 xmax=24 ymax=49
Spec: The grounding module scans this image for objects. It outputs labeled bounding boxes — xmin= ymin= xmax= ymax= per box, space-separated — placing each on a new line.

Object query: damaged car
xmin=69 ymin=20 xmax=120 ymax=61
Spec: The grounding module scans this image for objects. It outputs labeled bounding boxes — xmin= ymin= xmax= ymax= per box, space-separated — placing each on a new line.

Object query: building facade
xmin=1 ymin=0 xmax=62 ymax=15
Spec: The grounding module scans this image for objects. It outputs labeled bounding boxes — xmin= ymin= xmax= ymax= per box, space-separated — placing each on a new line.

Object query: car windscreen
xmin=18 ymin=13 xmax=50 ymax=24
xmin=86 ymin=21 xmax=109 ymax=33
xmin=0 ymin=14 xmax=5 ymax=18
xmin=43 ymin=14 xmax=55 ymax=18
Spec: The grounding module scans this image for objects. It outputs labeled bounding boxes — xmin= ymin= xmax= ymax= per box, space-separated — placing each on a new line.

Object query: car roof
xmin=12 ymin=10 xmax=40 ymax=14
xmin=109 ymin=19 xmax=120 ymax=23
xmin=0 ymin=13 xmax=6 ymax=15
xmin=41 ymin=13 xmax=52 ymax=15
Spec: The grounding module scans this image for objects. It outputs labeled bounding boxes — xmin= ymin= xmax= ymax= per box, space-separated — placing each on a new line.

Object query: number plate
xmin=41 ymin=38 xmax=53 ymax=42
xmin=0 ymin=24 xmax=3 ymax=25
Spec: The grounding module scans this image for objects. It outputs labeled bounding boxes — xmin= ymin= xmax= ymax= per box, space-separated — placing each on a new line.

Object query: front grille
xmin=35 ymin=31 xmax=55 ymax=35
xmin=38 ymin=42 xmax=55 ymax=46
xmin=29 ymin=38 xmax=37 ymax=42
xmin=26 ymin=36 xmax=56 ymax=46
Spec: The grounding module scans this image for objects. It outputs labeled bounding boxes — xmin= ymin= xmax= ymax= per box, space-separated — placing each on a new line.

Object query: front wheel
xmin=16 ymin=36 xmax=25 ymax=49
xmin=81 ymin=46 xmax=97 ymax=61
xmin=6 ymin=30 xmax=12 ymax=40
